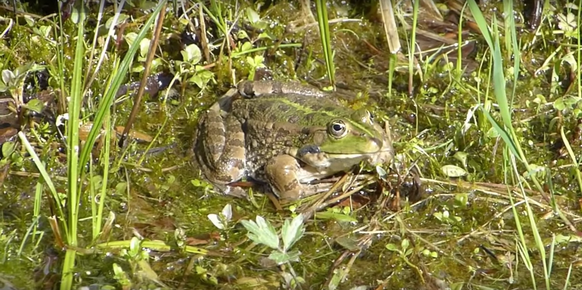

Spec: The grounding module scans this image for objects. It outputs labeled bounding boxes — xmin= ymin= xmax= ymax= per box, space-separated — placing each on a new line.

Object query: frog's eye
xmin=329 ymin=120 xmax=347 ymax=137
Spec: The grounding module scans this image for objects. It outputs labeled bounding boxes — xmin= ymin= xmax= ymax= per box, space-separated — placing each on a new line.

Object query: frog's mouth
xmin=297 ymin=148 xmax=394 ymax=183
xmin=329 ymin=149 xmax=393 ymax=168
xmin=328 ymin=137 xmax=395 ymax=167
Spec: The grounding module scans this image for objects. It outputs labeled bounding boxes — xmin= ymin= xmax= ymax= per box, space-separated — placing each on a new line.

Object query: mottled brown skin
xmin=195 ymin=81 xmax=394 ymax=201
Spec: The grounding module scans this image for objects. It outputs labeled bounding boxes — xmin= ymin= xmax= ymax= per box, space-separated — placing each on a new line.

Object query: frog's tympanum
xmin=194 ymin=81 xmax=394 ymax=202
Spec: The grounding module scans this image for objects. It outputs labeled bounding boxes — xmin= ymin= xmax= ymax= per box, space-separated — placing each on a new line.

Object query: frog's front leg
xmin=265 ymin=154 xmax=330 ymax=202
xmin=196 ymin=107 xmax=246 ymax=185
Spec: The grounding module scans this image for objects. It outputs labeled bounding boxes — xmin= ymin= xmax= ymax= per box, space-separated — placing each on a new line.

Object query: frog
xmin=194 ymin=80 xmax=394 ymax=202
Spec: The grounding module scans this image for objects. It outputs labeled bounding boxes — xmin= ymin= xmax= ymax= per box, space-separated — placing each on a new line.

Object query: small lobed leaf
xmin=285 ymin=249 xmax=301 ymax=263
xmin=281 ymin=214 xmax=305 ymax=252
xmin=268 ymin=251 xmax=289 ymax=265
xmin=268 ymin=250 xmax=300 ymax=265
xmin=241 ymin=216 xmax=279 ymax=250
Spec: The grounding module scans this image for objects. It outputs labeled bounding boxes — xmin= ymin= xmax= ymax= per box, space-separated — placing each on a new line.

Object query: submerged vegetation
xmin=0 ymin=0 xmax=581 ymax=289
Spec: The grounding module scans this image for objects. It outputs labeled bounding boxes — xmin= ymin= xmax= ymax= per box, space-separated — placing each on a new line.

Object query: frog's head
xmin=306 ymin=109 xmax=394 ymax=170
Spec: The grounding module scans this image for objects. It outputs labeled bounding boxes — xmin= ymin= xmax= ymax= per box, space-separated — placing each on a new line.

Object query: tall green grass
xmin=17 ymin=1 xmax=166 ymax=289
xmin=315 ymin=0 xmax=335 ymax=87
xmin=407 ymin=0 xmax=419 ymax=94
xmin=468 ymin=1 xmax=572 ymax=289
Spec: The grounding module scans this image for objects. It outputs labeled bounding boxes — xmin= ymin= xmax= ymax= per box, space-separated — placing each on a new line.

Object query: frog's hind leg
xmin=197 ymin=108 xmax=246 ymax=184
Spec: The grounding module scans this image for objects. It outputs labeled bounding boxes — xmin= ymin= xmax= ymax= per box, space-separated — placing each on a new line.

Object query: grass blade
xmin=60 ymin=1 xmax=87 ymax=288
xmin=78 ymin=1 xmax=164 ymax=172
xmin=315 ymin=0 xmax=335 ymax=87
xmin=17 ymin=132 xmax=63 ymax=225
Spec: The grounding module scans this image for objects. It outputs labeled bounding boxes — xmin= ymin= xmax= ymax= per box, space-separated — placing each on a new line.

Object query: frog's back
xmin=232 ymin=93 xmax=348 ymax=126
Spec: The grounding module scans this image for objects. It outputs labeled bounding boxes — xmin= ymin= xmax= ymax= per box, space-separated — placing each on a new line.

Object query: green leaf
xmin=452 ymin=151 xmax=468 ymax=168
xmin=2 ymin=69 xmax=14 ymax=86
xmin=189 ymin=75 xmax=203 ymax=88
xmin=2 ymin=141 xmax=15 ymax=157
xmin=240 ymin=216 xmax=279 ymax=250
xmin=554 ymin=96 xmax=580 ymax=111
xmin=268 ymin=251 xmax=290 ymax=265
xmin=70 ymin=0 xmax=86 ymax=24
xmin=257 ymin=32 xmax=271 ymax=40
xmin=268 ymin=249 xmax=301 ymax=265
xmin=375 ymin=165 xmax=387 ymax=178
xmin=128 ymin=237 xmax=141 ymax=257
xmin=38 ymin=25 xmax=52 ymax=38
xmin=281 ymin=214 xmax=305 ymax=252
xmin=328 ymin=268 xmax=347 ymax=290
xmin=139 ymin=38 xmax=151 ymax=58
xmin=25 ymin=99 xmax=43 ymax=113
xmin=454 ymin=193 xmax=469 ymax=208
xmin=236 ymin=30 xmax=250 ymax=40
xmin=115 ymin=182 xmax=127 ymax=194
xmin=401 ymin=239 xmax=410 ymax=251
xmin=124 ymin=32 xmax=138 ymax=47
xmin=23 ymin=15 xmax=35 ymax=26
xmin=246 ymin=56 xmax=255 ymax=67
xmin=285 ymin=249 xmax=301 ymax=262
xmin=241 ymin=42 xmax=253 ymax=52
xmin=112 ymin=263 xmax=130 ymax=286
xmin=441 ymin=165 xmax=467 ymax=178
xmin=385 ymin=243 xmax=399 ymax=252
xmin=182 ymin=44 xmax=202 ymax=65
xmin=190 ymin=68 xmax=215 ymax=89
xmin=245 ymin=7 xmax=261 ymax=24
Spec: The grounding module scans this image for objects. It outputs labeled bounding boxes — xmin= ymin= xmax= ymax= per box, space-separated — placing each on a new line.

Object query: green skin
xmin=195 ymin=81 xmax=394 ymax=202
